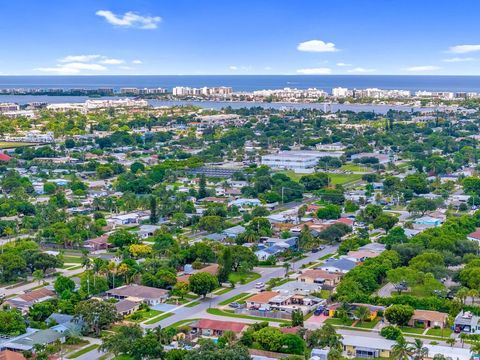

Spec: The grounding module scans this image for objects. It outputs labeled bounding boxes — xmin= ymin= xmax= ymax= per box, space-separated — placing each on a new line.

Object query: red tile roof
xmin=0 ymin=153 xmax=11 ymax=162
xmin=468 ymin=228 xmax=480 ymax=240
xmin=0 ymin=350 xmax=26 ymax=360
xmin=194 ymin=319 xmax=247 ymax=333
xmin=18 ymin=288 xmax=55 ymax=303
xmin=335 ymin=218 xmax=354 ymax=227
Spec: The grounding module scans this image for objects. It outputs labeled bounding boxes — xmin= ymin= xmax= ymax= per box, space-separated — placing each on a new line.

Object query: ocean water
xmin=0 ymin=75 xmax=479 ymax=92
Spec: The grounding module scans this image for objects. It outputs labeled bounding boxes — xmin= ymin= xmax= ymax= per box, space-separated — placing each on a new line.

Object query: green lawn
xmin=206 ymin=308 xmax=290 ymax=324
xmin=340 ymin=164 xmax=371 ymax=172
xmin=126 ymin=309 xmax=162 ymax=322
xmin=67 ymin=344 xmax=99 ymax=359
xmin=400 ymin=326 xmax=425 ymax=334
xmin=218 ymin=292 xmax=251 ymax=306
xmin=214 ymin=287 xmax=234 ymax=295
xmin=63 ymin=256 xmax=83 ymax=264
xmin=329 ymin=173 xmax=362 ymax=185
xmin=166 ymin=319 xmax=198 ymax=330
xmin=426 ymin=327 xmax=453 ymax=337
xmin=355 ymin=317 xmax=380 ymax=329
xmin=0 ymin=141 xmax=37 ymax=149
xmin=324 ymin=317 xmax=354 ymax=326
xmin=185 ymin=301 xmax=201 ymax=307
xmin=143 ymin=312 xmax=174 ymax=325
xmin=228 ymin=271 xmax=261 ymax=285
xmin=278 ymin=170 xmax=303 ymax=182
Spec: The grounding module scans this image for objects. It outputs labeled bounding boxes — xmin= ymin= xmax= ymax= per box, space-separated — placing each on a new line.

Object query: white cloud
xmin=347 ymin=67 xmax=375 ymax=73
xmin=59 ymin=55 xmax=101 ymax=63
xmin=443 ymin=57 xmax=475 ymax=63
xmin=96 ymin=10 xmax=161 ymax=29
xmin=100 ymin=58 xmax=124 ymax=65
xmin=449 ymin=44 xmax=480 ymax=54
xmin=36 ymin=54 xmax=131 ymax=74
xmin=296 ymin=67 xmax=332 ymax=75
xmin=132 ymin=60 xmax=143 ymax=64
xmin=35 ymin=62 xmax=107 ymax=74
xmin=118 ymin=66 xmax=133 ymax=70
xmin=405 ymin=65 xmax=441 ymax=72
xmin=297 ymin=40 xmax=338 ymax=53
xmin=229 ymin=65 xmax=238 ymax=70
xmin=336 ymin=62 xmax=352 ymax=67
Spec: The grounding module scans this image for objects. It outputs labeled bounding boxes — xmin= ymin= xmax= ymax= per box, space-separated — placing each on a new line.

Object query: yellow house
xmin=342 ymin=335 xmax=393 ymax=358
xmin=328 ymin=303 xmax=385 ymax=321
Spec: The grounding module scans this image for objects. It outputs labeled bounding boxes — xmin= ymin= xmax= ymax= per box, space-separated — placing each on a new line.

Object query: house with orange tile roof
xmin=247 ymin=291 xmax=280 ymax=309
xmin=191 ymin=319 xmax=248 ymax=336
xmin=345 ymin=249 xmax=380 ymax=263
xmin=176 ymin=264 xmax=219 ymax=284
xmin=408 ymin=309 xmax=448 ymax=329
xmin=4 ymin=288 xmax=55 ymax=315
xmin=0 ymin=350 xmax=26 ymax=360
xmin=298 ymin=269 xmax=343 ymax=287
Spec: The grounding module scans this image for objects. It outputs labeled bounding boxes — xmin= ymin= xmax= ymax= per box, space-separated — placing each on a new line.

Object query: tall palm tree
xmin=32 ymin=269 xmax=44 ymax=285
xmin=468 ymin=288 xmax=479 ymax=305
xmin=409 ymin=338 xmax=428 ymax=360
xmin=283 ymin=262 xmax=291 ymax=277
xmin=456 ymin=287 xmax=469 ymax=305
xmin=391 ymin=336 xmax=410 ymax=360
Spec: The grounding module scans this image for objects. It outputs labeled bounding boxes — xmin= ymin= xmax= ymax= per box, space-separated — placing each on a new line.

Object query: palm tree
xmin=391 ymin=336 xmax=410 ymax=360
xmin=445 ymin=337 xmax=456 ymax=347
xmin=456 ymin=287 xmax=469 ymax=305
xmin=409 ymin=339 xmax=428 ymax=360
xmin=32 ymin=269 xmax=44 ymax=285
xmin=354 ymin=306 xmax=371 ymax=324
xmin=327 ymin=347 xmax=342 ymax=360
xmin=468 ymin=288 xmax=479 ymax=305
xmin=283 ymin=262 xmax=291 ymax=277
xmin=81 ymin=251 xmax=91 ymax=271
xmin=471 ymin=342 xmax=480 ymax=355
xmin=108 ymin=261 xmax=118 ymax=288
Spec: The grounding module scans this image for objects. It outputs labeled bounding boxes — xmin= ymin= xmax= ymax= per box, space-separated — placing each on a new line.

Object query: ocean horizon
xmin=0 ymin=75 xmax=480 ymax=93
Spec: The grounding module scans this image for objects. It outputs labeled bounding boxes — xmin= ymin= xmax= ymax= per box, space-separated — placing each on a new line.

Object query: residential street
xmin=144 ymin=244 xmax=338 ymax=329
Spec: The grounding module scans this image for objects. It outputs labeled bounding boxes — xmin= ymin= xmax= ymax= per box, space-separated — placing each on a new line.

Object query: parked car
xmin=255 ymin=282 xmax=265 ymax=289
xmin=229 ymin=302 xmax=240 ymax=308
xmin=314 ymin=306 xmax=326 ymax=316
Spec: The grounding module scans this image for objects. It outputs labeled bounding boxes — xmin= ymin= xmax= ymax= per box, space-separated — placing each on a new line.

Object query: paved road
xmin=0 ymin=266 xmax=85 ymax=297
xmin=385 ymin=209 xmax=410 ymax=222
xmin=144 ymin=244 xmax=338 ymax=329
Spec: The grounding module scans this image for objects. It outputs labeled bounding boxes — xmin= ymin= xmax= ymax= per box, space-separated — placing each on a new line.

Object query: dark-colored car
xmin=314 ymin=306 xmax=326 ymax=316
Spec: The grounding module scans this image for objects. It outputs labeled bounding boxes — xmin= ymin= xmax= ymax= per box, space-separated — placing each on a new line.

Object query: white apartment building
xmin=316 ymin=142 xmax=346 ymax=152
xmin=85 ymin=98 xmax=148 ymax=109
xmin=415 ymin=91 xmax=455 ymax=100
xmin=332 ymin=87 xmax=352 ymax=98
xmin=0 ymin=103 xmax=20 ymax=112
xmin=46 ymin=103 xmax=86 ymax=113
xmin=261 ymin=151 xmax=326 ymax=173
xmin=120 ymin=87 xmax=140 ymax=95
xmin=172 ymin=86 xmax=232 ymax=96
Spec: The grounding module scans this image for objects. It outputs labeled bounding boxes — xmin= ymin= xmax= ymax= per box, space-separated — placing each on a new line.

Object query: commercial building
xmin=261 ymin=151 xmax=327 ymax=173
xmin=0 ymin=103 xmax=20 ymax=112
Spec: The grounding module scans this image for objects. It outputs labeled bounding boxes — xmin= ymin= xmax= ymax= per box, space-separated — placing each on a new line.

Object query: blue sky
xmin=1 ymin=0 xmax=480 ymax=75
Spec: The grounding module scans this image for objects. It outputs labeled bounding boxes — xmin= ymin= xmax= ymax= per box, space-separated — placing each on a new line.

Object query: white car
xmin=255 ymin=282 xmax=265 ymax=289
